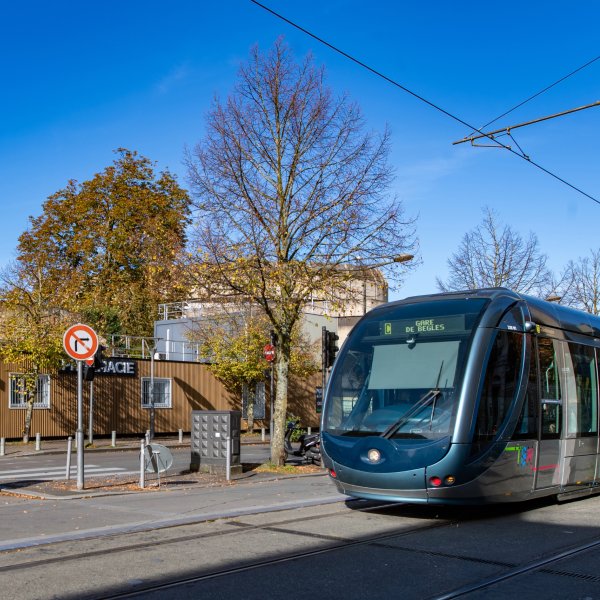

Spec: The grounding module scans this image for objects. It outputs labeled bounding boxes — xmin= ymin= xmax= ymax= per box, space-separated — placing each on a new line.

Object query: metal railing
xmin=157 ymin=301 xmax=205 ymax=321
xmin=109 ymin=335 xmax=202 ymax=362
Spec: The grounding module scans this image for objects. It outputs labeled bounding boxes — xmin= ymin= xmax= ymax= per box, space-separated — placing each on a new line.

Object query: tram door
xmin=534 ymin=338 xmax=562 ymax=489
xmin=560 ymin=343 xmax=598 ymax=489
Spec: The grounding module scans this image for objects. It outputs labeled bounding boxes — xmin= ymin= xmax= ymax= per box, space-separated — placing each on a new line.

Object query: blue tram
xmin=321 ymin=288 xmax=600 ymax=504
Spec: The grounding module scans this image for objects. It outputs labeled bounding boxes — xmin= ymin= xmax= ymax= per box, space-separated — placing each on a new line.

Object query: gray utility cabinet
xmin=190 ymin=410 xmax=242 ymax=474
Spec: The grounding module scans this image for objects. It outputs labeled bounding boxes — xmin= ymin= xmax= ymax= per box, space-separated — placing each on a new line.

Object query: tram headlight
xmin=367 ymin=448 xmax=382 ymax=463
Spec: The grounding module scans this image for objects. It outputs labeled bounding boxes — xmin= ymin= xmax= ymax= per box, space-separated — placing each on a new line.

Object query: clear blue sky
xmin=2 ymin=1 xmax=599 ymax=300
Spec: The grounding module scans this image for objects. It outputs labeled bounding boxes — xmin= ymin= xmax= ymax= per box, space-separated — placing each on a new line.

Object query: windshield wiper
xmin=381 ymin=361 xmax=444 ymax=439
xmin=428 ymin=361 xmax=444 ymax=430
xmin=380 ymin=388 xmax=441 ymax=439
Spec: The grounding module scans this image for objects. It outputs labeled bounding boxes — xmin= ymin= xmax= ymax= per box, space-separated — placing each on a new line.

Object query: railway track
xmin=432 ymin=536 xmax=600 ymax=599
xmin=2 ymin=498 xmax=599 ymax=599
xmin=0 ymin=501 xmax=456 ymax=599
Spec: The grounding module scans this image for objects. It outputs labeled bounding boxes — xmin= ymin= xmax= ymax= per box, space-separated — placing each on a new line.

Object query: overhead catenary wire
xmin=250 ymin=0 xmax=600 ymax=206
xmin=471 ymin=54 xmax=600 ymax=135
xmin=454 ymin=101 xmax=600 ymax=146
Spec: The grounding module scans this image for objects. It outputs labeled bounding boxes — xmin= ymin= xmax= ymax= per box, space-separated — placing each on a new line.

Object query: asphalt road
xmin=2 ymin=483 xmax=600 ymax=600
xmin=3 ymin=447 xmax=600 ymax=599
xmin=0 ymin=445 xmax=272 ymax=483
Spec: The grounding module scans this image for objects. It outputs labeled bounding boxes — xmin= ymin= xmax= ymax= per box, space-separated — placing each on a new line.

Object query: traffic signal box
xmin=83 ymin=345 xmax=106 ymax=382
xmin=324 ymin=330 xmax=340 ymax=369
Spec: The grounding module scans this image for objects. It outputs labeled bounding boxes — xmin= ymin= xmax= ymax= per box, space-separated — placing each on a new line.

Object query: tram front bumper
xmin=326 ymin=459 xmax=429 ymax=503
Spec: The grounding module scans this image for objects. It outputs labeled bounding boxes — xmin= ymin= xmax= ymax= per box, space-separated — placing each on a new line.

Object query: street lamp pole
xmin=361 ymin=254 xmax=414 ymax=315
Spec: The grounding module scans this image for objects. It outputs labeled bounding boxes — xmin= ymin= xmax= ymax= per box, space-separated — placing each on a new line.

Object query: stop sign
xmin=263 ymin=343 xmax=276 ymax=362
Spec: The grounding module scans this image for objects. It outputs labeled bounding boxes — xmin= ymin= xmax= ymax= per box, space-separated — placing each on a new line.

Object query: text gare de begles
xmin=405 ymin=319 xmax=446 ymax=333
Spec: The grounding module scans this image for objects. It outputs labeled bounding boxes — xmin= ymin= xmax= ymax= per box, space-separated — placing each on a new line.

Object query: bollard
xmin=65 ymin=436 xmax=72 ymax=480
xmin=178 ymin=428 xmax=183 ymax=444
xmin=139 ymin=438 xmax=146 ymax=489
xmin=307 ymin=427 xmax=312 ymax=435
xmin=225 ymin=436 xmax=231 ymax=482
xmin=261 ymin=427 xmax=265 ymax=442
xmin=0 ymin=437 xmax=5 ymax=457
xmin=111 ymin=430 xmax=116 ymax=447
xmin=35 ymin=433 xmax=41 ymax=451
xmin=145 ymin=430 xmax=150 ymax=446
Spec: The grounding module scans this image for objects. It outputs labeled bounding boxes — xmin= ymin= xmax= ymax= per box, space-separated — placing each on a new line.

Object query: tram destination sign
xmin=381 ymin=315 xmax=465 ymax=337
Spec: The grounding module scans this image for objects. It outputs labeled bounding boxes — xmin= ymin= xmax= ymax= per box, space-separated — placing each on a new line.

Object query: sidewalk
xmin=0 ymin=470 xmax=345 ymax=553
xmin=0 ymin=438 xmax=340 ymax=554
xmin=0 ymin=433 xmax=325 ymax=501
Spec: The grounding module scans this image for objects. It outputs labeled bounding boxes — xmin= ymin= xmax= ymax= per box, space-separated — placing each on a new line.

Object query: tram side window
xmin=565 ymin=343 xmax=597 ymax=436
xmin=473 ymin=330 xmax=523 ymax=447
xmin=538 ymin=338 xmax=562 ymax=438
xmin=513 ymin=341 xmax=539 ymax=439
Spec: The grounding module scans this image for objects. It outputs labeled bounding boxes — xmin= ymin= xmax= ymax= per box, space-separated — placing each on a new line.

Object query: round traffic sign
xmin=263 ymin=343 xmax=276 ymax=362
xmin=143 ymin=444 xmax=173 ymax=473
xmin=63 ymin=324 xmax=99 ymax=361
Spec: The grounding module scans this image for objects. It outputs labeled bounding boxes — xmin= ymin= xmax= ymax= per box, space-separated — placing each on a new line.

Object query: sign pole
xmin=149 ymin=350 xmax=155 ymax=441
xmin=76 ymin=360 xmax=85 ymax=490
xmin=88 ymin=381 xmax=94 ymax=446
xmin=64 ymin=323 xmax=99 ymax=491
xmin=270 ymin=363 xmax=274 ymax=454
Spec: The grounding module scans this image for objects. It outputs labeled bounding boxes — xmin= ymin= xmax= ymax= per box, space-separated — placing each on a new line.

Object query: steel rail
xmin=89 ymin=520 xmax=454 ymax=600
xmin=0 ymin=500 xmax=421 ymax=573
xmin=433 ymin=536 xmax=600 ymax=599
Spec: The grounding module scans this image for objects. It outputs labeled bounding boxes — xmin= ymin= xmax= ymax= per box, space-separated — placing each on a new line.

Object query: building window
xmin=9 ymin=374 xmax=51 ymax=409
xmin=141 ymin=378 xmax=172 ymax=408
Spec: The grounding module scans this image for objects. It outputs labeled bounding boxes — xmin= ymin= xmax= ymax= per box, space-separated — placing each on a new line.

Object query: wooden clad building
xmin=0 ymin=357 xmax=321 ymax=440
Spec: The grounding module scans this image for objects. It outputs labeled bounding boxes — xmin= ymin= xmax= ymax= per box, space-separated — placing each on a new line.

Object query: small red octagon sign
xmin=263 ymin=343 xmax=276 ymax=362
xmin=63 ymin=324 xmax=99 ymax=361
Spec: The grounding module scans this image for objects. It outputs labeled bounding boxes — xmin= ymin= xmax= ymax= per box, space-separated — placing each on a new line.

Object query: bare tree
xmin=437 ymin=207 xmax=551 ymax=295
xmin=561 ymin=249 xmax=600 ymax=314
xmin=185 ymin=39 xmax=417 ymax=464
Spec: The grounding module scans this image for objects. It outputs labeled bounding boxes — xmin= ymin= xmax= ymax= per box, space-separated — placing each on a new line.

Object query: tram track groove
xmin=72 ymin=521 xmax=458 ymax=600
xmin=0 ymin=501 xmax=449 ymax=574
xmin=79 ymin=518 xmax=600 ymax=600
xmin=431 ymin=536 xmax=600 ymax=599
xmin=3 ymin=498 xmax=597 ymax=599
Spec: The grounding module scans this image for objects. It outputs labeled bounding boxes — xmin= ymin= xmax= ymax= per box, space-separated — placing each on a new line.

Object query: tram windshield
xmin=323 ymin=298 xmax=488 ymax=439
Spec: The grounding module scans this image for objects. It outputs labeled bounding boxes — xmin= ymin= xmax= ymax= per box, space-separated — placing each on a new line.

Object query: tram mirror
xmin=524 ymin=321 xmax=537 ymax=333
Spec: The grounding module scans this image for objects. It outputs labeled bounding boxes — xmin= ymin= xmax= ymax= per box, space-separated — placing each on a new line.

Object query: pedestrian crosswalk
xmin=0 ymin=464 xmax=132 ymax=482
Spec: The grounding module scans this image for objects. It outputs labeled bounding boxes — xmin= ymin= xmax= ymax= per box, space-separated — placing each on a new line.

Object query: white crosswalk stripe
xmin=0 ymin=465 xmax=130 ymax=481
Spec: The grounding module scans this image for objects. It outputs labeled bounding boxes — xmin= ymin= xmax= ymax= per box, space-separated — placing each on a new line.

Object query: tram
xmin=321 ymin=288 xmax=600 ymax=504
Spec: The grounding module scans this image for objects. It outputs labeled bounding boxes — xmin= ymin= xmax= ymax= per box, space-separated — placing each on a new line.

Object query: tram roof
xmin=389 ymin=288 xmax=600 ymax=338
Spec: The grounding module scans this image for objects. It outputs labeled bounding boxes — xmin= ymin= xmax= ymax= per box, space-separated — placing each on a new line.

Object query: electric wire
xmin=250 ymin=0 xmax=600 ymax=205
xmin=473 ymin=54 xmax=600 ymax=134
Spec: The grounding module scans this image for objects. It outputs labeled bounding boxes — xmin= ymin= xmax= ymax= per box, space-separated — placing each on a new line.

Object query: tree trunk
xmin=270 ymin=346 xmax=290 ymax=466
xmin=22 ymin=372 xmax=39 ymax=444
xmin=22 ymin=398 xmax=34 ymax=444
xmin=246 ymin=386 xmax=255 ymax=434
